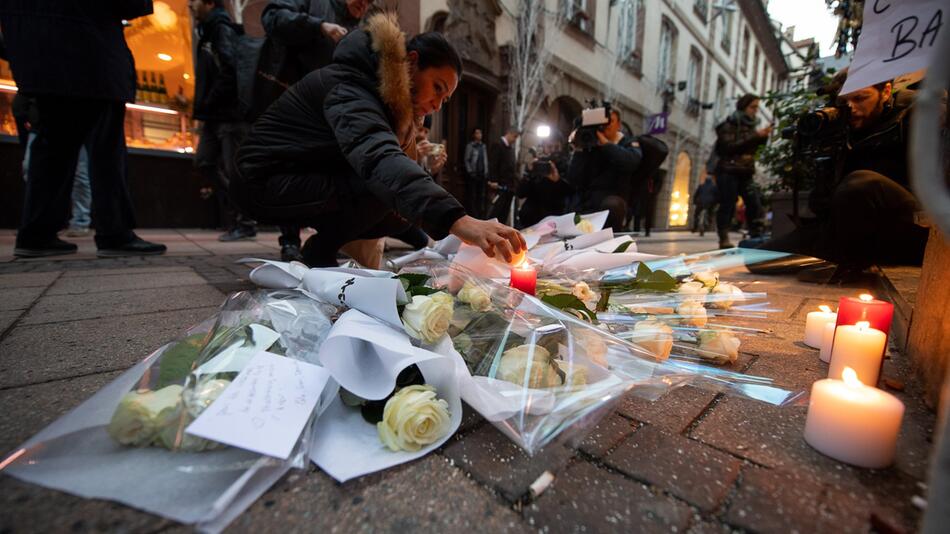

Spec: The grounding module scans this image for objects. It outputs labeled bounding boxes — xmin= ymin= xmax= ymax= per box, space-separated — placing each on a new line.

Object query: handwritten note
xmin=185 ymin=351 xmax=330 ymax=459
xmin=840 ymin=0 xmax=944 ymax=95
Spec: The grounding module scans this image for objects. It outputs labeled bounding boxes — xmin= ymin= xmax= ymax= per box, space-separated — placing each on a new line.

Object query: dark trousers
xmin=692 ymin=204 xmax=715 ymax=233
xmin=487 ymin=190 xmax=513 ymax=225
xmin=196 ymin=121 xmax=255 ymax=230
xmin=464 ymin=175 xmax=487 ymax=219
xmin=716 ymin=172 xmax=762 ymax=236
xmin=18 ymin=96 xmax=135 ymax=248
xmin=232 ymin=170 xmax=409 ymax=266
xmin=760 ymin=170 xmax=928 ymax=267
xmin=583 ymin=193 xmax=627 ymax=233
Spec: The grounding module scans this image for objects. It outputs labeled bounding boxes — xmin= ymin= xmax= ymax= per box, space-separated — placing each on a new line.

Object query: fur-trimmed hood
xmin=331 ymin=12 xmax=419 ymax=156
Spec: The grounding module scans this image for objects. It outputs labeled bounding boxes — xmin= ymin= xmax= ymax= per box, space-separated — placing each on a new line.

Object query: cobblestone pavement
xmin=0 ymin=229 xmax=934 ymax=533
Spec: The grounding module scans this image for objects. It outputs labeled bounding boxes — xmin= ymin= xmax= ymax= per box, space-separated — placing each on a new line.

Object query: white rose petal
xmin=555 ymin=359 xmax=589 ymax=387
xmin=107 ymin=385 xmax=183 ymax=447
xmin=697 ymin=331 xmax=741 ymax=363
xmin=676 ymin=301 xmax=708 ymax=328
xmin=574 ymin=328 xmax=608 ymax=367
xmin=496 ymin=344 xmax=563 ymax=389
xmin=457 ymin=282 xmax=492 ymax=312
xmin=678 ymin=281 xmax=709 ymax=300
xmin=576 ymin=219 xmax=594 ymax=233
xmin=572 ymin=282 xmax=599 ymax=305
xmin=631 ymin=318 xmax=674 ymax=360
xmin=377 ymin=384 xmax=451 ymax=452
xmin=402 ymin=292 xmax=455 ymax=344
xmin=692 ymin=270 xmax=720 ymax=288
xmin=182 ymin=378 xmax=232 ymax=418
xmin=709 ymin=282 xmax=743 ymax=310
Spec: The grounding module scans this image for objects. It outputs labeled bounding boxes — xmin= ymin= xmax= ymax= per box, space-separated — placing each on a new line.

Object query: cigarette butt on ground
xmin=529 ymin=470 xmax=555 ymax=498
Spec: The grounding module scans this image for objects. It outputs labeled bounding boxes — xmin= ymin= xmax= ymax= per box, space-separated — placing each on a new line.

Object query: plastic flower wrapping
xmin=1 ymin=290 xmax=338 ymax=531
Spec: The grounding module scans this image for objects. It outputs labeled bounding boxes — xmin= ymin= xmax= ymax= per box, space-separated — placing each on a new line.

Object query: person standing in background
xmin=251 ymin=0 xmax=373 ymax=261
xmin=3 ymin=0 xmax=167 ymax=258
xmin=487 ymin=127 xmax=519 ymax=224
xmin=190 ymin=0 xmax=258 ymax=243
xmin=463 ymin=127 xmax=488 ymax=218
xmin=691 ymin=175 xmax=718 ymax=236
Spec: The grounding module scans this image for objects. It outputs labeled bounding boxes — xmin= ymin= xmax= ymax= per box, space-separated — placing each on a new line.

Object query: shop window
xmin=668 ymin=151 xmax=692 ymax=227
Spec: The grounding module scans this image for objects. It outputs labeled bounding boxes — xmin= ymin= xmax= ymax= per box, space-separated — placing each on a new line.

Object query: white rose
xmin=572 ymin=282 xmax=599 ymax=305
xmin=555 ymin=359 xmax=589 ymax=386
xmin=182 ymin=378 xmax=232 ymax=418
xmin=154 ymin=406 xmax=223 ymax=452
xmin=678 ymin=281 xmax=709 ymax=299
xmin=107 ymin=385 xmax=183 ymax=446
xmin=576 ymin=219 xmax=594 ymax=233
xmin=697 ymin=331 xmax=741 ymax=363
xmin=457 ymin=282 xmax=492 ymax=312
xmin=709 ymin=282 xmax=743 ymax=310
xmin=676 ymin=301 xmax=708 ymax=328
xmin=496 ymin=344 xmax=563 ymax=389
xmin=402 ymin=292 xmax=454 ymax=343
xmin=631 ymin=318 xmax=674 ymax=360
xmin=574 ymin=328 xmax=608 ymax=367
xmin=692 ymin=270 xmax=719 ymax=288
xmin=377 ymin=385 xmax=451 ymax=452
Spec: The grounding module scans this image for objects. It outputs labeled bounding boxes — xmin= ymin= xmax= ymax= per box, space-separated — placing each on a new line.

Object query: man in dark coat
xmin=516 ymin=145 xmax=573 ymax=228
xmin=567 ymin=120 xmax=641 ymax=232
xmin=463 ymin=127 xmax=489 ymax=218
xmin=251 ymin=0 xmax=372 ymax=260
xmin=234 ymin=14 xmax=524 ymax=267
xmin=487 ymin=128 xmax=519 ymax=224
xmin=1 ymin=0 xmax=166 ymax=257
xmin=714 ymin=94 xmax=771 ymax=247
xmin=691 ymin=176 xmax=718 ymax=236
xmin=190 ymin=0 xmax=258 ymax=242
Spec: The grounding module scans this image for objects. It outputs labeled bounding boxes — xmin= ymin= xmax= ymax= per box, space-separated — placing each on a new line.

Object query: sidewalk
xmin=0 ymin=229 xmax=934 ymax=533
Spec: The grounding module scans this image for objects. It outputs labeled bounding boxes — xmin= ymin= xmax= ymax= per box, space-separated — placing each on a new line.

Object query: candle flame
xmin=859 ymin=294 xmax=873 ymax=302
xmin=856 ymin=320 xmax=870 ymax=331
xmin=842 ymin=367 xmax=863 ymax=387
xmin=819 ymin=305 xmax=831 ymax=313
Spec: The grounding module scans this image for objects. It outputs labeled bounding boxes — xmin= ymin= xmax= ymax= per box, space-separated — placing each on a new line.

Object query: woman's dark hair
xmin=407 ymin=32 xmax=464 ymax=78
xmin=736 ymin=93 xmax=760 ymax=111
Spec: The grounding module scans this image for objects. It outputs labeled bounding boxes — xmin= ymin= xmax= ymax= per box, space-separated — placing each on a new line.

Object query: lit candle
xmin=818 ymin=322 xmax=835 ymax=363
xmin=509 ymin=262 xmax=537 ymax=295
xmin=828 ymin=321 xmax=887 ymax=385
xmin=804 ymin=367 xmax=904 ymax=468
xmin=836 ymin=293 xmax=894 ymax=336
xmin=804 ymin=305 xmax=837 ymax=348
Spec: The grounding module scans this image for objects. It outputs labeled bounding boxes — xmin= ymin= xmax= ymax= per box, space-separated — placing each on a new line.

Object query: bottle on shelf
xmin=141 ymin=71 xmax=152 ymax=102
xmin=158 ymin=74 xmax=169 ymax=104
xmin=149 ymin=72 xmax=159 ymax=104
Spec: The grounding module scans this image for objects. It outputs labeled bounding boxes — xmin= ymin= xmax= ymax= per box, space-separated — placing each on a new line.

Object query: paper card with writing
xmin=185 ymin=351 xmax=331 ymax=459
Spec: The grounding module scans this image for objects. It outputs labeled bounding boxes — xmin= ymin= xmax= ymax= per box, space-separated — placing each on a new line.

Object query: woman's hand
xmin=449 ymin=216 xmax=526 ymax=263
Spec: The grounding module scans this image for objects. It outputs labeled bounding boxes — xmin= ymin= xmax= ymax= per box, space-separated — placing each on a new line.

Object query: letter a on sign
xmin=840 ymin=0 xmax=944 ymax=95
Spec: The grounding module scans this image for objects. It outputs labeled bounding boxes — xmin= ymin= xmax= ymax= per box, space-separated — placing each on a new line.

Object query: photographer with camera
xmin=713 ymin=94 xmax=771 ymax=248
xmin=759 ymin=72 xmax=929 ymax=280
xmin=516 ymin=140 xmax=573 ymax=227
xmin=567 ymin=104 xmax=641 ymax=232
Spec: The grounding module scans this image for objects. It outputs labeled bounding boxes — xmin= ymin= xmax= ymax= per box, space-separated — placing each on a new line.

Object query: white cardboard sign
xmin=840 ymin=0 xmax=944 ymax=95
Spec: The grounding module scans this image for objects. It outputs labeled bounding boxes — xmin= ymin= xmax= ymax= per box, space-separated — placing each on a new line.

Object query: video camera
xmin=527 ymin=157 xmax=555 ymax=181
xmin=780 ymin=102 xmax=851 ymax=217
xmin=571 ymin=100 xmax=613 ymax=150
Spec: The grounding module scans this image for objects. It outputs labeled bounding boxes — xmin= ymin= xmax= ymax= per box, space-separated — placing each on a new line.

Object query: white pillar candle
xmin=804 ymin=305 xmax=837 ymax=348
xmin=818 ymin=322 xmax=835 ymax=363
xmin=828 ymin=321 xmax=887 ymax=385
xmin=804 ymin=368 xmax=904 ymax=468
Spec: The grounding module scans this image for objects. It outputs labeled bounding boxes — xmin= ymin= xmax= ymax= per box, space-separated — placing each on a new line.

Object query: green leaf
xmin=396 ymin=273 xmax=431 ymax=289
xmin=573 ymin=213 xmax=582 ymax=224
xmin=636 ymin=262 xmax=653 ymax=279
xmin=156 ymin=333 xmax=207 ymax=388
xmin=640 ymin=269 xmax=678 ymax=291
xmin=612 ymin=240 xmax=634 ymax=253
xmin=408 ymin=286 xmax=440 ymax=298
xmin=540 ymin=293 xmax=598 ymax=323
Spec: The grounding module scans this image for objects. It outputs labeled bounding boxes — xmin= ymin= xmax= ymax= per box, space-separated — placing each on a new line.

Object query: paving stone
xmin=442 ymin=423 xmax=575 ymax=502
xmin=459 ymin=401 xmax=485 ymax=434
xmin=235 ymin=457 xmax=529 ymax=533
xmin=0 ymin=271 xmax=61 ymax=289
xmin=725 ymin=467 xmax=869 ymax=534
xmin=0 ymin=370 xmax=121 ymax=455
xmin=604 ymin=425 xmax=740 ymax=512
xmin=0 ymin=310 xmax=22 ymax=333
xmin=525 ymin=460 xmax=692 ymax=533
xmin=20 ymin=284 xmax=225 ymax=325
xmin=738 ymin=338 xmax=826 ymax=390
xmin=0 ymin=476 xmax=172 ymax=534
xmin=46 ymin=269 xmax=207 ymax=295
xmin=617 ymin=386 xmax=717 ymax=434
xmin=577 ymin=412 xmax=639 ymax=458
xmin=60 ymin=266 xmax=193 ymax=278
xmin=0 ymin=306 xmax=219 ymax=389
xmin=0 ymin=286 xmax=46 ymax=311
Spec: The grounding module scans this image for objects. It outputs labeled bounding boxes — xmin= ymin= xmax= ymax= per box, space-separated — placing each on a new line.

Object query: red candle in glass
xmin=829 ymin=293 xmax=894 ymax=386
xmin=510 ymin=263 xmax=537 ymax=295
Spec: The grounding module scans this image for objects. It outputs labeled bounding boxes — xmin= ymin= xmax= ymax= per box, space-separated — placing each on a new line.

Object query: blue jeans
xmin=22 ymin=132 xmax=92 ymax=230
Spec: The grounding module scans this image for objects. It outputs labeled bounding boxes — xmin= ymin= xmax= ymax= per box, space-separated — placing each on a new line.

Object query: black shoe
xmin=14 ymin=237 xmax=78 ymax=258
xmin=280 ymin=243 xmax=304 ymax=263
xmin=218 ymin=226 xmax=257 ymax=242
xmin=97 ymin=237 xmax=167 ymax=257
xmin=746 ymin=255 xmax=830 ymax=275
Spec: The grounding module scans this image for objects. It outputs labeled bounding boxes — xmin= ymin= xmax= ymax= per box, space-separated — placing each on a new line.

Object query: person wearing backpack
xmin=190 ymin=0 xmax=258 ymax=242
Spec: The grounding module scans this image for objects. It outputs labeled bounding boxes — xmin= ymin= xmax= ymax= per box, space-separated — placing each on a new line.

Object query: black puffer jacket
xmin=567 ymin=143 xmax=641 ymax=201
xmin=714 ymin=111 xmax=767 ymax=176
xmin=193 ymin=7 xmax=243 ymax=122
xmin=237 ymin=14 xmax=465 ymax=239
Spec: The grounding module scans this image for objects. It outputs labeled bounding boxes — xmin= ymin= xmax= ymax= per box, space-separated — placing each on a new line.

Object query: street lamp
xmin=536 ymin=124 xmax=551 ymax=138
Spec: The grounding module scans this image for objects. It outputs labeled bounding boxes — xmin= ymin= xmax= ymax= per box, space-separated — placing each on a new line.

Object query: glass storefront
xmin=0 ymin=0 xmax=197 ymax=153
